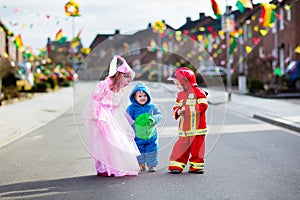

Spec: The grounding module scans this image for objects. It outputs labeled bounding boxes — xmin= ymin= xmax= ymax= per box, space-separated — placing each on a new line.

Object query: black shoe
xmin=139 ymin=164 xmax=146 ymax=172
xmin=97 ymin=172 xmax=108 ymax=176
xmin=169 ymin=169 xmax=182 ymax=174
xmin=148 ymin=166 xmax=156 ymax=172
xmin=188 ymin=169 xmax=204 ymax=174
xmin=97 ymin=172 xmax=115 ymax=177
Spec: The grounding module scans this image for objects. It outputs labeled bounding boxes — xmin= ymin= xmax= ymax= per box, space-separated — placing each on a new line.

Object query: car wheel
xmin=295 ymin=79 xmax=300 ymax=90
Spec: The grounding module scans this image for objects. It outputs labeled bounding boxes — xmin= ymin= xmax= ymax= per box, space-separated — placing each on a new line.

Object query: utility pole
xmin=71 ymin=17 xmax=76 ymax=88
xmin=153 ymin=20 xmax=166 ymax=83
xmin=157 ymin=32 xmax=162 ymax=82
xmin=223 ymin=1 xmax=233 ymax=101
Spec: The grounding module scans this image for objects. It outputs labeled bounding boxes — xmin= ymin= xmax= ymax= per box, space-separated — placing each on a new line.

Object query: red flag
xmin=210 ymin=0 xmax=222 ymax=19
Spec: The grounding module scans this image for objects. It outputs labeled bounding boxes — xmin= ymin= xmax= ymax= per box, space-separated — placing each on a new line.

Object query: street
xmin=0 ymin=82 xmax=300 ymax=200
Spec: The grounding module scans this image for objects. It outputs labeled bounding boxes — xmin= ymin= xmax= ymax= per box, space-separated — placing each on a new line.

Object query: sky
xmin=0 ymin=0 xmax=270 ymax=54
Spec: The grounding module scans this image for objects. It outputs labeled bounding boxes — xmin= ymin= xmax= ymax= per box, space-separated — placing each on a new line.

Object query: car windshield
xmin=198 ymin=66 xmax=227 ymax=75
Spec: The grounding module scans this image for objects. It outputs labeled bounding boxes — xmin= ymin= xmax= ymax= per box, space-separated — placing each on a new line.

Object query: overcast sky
xmin=1 ymin=0 xmax=270 ymax=53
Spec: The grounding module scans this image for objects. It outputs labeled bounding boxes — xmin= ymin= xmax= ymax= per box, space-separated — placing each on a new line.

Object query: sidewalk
xmin=0 ymin=81 xmax=299 ymax=148
xmin=208 ymin=89 xmax=300 ymax=133
xmin=0 ymin=81 xmax=93 ymax=148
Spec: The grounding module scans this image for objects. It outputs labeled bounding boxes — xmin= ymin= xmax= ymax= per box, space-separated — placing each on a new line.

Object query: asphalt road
xmin=0 ymin=82 xmax=299 ymax=200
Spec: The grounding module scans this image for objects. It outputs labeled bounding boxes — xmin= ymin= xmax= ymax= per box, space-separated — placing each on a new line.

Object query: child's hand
xmin=177 ymin=107 xmax=185 ymax=116
xmin=149 ymin=116 xmax=156 ymax=125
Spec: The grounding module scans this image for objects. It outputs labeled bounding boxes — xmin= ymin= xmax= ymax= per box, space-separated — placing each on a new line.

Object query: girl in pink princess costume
xmin=82 ymin=55 xmax=140 ymax=177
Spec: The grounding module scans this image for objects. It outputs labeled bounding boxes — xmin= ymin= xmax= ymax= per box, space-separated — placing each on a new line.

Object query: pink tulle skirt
xmin=83 ymin=99 xmax=140 ymax=177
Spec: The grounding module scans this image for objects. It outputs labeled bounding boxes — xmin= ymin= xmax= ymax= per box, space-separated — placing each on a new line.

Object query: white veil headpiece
xmin=108 ymin=55 xmax=132 ymax=77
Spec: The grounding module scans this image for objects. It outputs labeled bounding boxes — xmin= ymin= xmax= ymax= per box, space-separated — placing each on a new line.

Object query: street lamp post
xmin=153 ymin=21 xmax=166 ymax=83
xmin=223 ymin=3 xmax=233 ymax=101
xmin=71 ymin=17 xmax=76 ymax=88
xmin=157 ymin=32 xmax=162 ymax=82
xmin=64 ymin=0 xmax=81 ymax=87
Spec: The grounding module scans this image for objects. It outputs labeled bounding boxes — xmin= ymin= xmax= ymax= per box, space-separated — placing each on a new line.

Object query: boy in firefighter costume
xmin=127 ymin=82 xmax=163 ymax=172
xmin=168 ymin=67 xmax=208 ymax=174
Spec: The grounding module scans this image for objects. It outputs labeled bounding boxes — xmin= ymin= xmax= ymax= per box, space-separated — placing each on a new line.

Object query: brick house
xmin=86 ymin=0 xmax=300 ymax=88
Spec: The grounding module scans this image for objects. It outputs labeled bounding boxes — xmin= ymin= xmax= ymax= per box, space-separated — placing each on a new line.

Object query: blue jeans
xmin=135 ymin=133 xmax=158 ymax=167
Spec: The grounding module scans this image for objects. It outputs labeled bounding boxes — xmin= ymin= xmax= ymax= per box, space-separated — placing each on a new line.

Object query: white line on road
xmin=158 ymin=123 xmax=282 ymax=137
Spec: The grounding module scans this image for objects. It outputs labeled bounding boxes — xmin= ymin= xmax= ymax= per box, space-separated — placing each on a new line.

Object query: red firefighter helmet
xmin=168 ymin=67 xmax=197 ymax=86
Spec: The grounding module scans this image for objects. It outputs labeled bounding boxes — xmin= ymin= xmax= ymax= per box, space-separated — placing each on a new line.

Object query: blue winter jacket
xmin=126 ymin=82 xmax=163 ymax=140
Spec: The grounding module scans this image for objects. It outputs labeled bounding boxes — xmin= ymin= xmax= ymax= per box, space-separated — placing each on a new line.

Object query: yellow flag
xmin=65 ymin=0 xmax=81 ymax=17
xmin=245 ymin=46 xmax=252 ymax=53
xmin=153 ymin=21 xmax=166 ymax=34
xmin=199 ymin=27 xmax=206 ymax=32
xmin=197 ymin=35 xmax=203 ymax=42
xmin=260 ymin=29 xmax=268 ymax=36
xmin=295 ymin=46 xmax=300 ymax=54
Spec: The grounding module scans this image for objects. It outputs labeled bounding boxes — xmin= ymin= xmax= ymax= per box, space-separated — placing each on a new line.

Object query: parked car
xmin=286 ymin=61 xmax=300 ymax=90
xmin=198 ymin=66 xmax=227 ymax=76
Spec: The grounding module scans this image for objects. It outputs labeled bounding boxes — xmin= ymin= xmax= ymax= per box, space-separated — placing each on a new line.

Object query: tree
xmin=0 ymin=57 xmax=14 ymax=105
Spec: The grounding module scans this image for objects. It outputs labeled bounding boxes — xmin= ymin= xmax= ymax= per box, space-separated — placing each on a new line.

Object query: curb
xmin=253 ymin=113 xmax=300 ymax=133
xmin=0 ymin=128 xmax=21 ymax=148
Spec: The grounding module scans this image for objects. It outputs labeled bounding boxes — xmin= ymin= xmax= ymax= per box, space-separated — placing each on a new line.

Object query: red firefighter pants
xmin=168 ymin=135 xmax=205 ymax=171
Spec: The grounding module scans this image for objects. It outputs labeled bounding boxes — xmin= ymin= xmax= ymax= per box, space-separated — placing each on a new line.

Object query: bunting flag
xmin=148 ymin=39 xmax=157 ymax=52
xmin=259 ymin=3 xmax=277 ymax=28
xmin=230 ymin=28 xmax=243 ymax=38
xmin=259 ymin=29 xmax=268 ymax=36
xmin=162 ymin=41 xmax=168 ymax=53
xmin=76 ymin=29 xmax=83 ymax=40
xmin=24 ymin=48 xmax=33 ymax=59
xmin=55 ymin=29 xmax=67 ymax=44
xmin=245 ymin=46 xmax=252 ymax=53
xmin=252 ymin=37 xmax=260 ymax=44
xmin=229 ymin=36 xmax=237 ymax=55
xmin=153 ymin=21 xmax=166 ymax=34
xmin=123 ymin=42 xmax=129 ymax=52
xmin=39 ymin=47 xmax=46 ymax=57
xmin=197 ymin=35 xmax=203 ymax=42
xmin=204 ymin=35 xmax=209 ymax=49
xmin=13 ymin=34 xmax=23 ymax=48
xmin=210 ymin=0 xmax=222 ymax=19
xmin=71 ymin=38 xmax=80 ymax=49
xmin=81 ymin=47 xmax=90 ymax=55
xmin=274 ymin=67 xmax=282 ymax=76
xmin=295 ymin=46 xmax=300 ymax=54
xmin=236 ymin=0 xmax=253 ymax=13
xmin=64 ymin=0 xmax=81 ymax=17
xmin=71 ymin=29 xmax=82 ymax=49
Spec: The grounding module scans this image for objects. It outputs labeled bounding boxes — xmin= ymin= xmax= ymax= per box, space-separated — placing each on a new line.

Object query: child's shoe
xmin=139 ymin=164 xmax=146 ymax=172
xmin=148 ymin=166 xmax=156 ymax=172
xmin=97 ymin=171 xmax=115 ymax=177
xmin=188 ymin=169 xmax=204 ymax=174
xmin=169 ymin=169 xmax=182 ymax=174
xmin=97 ymin=171 xmax=108 ymax=177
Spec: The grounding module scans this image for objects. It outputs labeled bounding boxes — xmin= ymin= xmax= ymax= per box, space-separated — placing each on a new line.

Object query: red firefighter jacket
xmin=173 ymin=86 xmax=208 ymax=137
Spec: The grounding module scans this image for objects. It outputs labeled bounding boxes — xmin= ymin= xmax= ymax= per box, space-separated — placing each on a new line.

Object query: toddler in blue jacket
xmin=126 ymin=82 xmax=163 ymax=172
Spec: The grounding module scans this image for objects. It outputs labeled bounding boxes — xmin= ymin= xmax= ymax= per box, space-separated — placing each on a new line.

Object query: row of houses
xmin=0 ymin=17 xmax=90 ymax=103
xmin=0 ymin=21 xmax=24 ymax=67
xmin=83 ymin=0 xmax=300 ymax=89
xmin=0 ymin=18 xmax=88 ymax=82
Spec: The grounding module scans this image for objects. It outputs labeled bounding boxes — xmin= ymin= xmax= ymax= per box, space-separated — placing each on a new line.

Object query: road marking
xmin=158 ymin=123 xmax=282 ymax=137
xmin=152 ymin=98 xmax=175 ymax=103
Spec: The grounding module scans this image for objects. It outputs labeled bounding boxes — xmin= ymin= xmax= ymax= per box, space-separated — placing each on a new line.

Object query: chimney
xmin=186 ymin=17 xmax=191 ymax=23
xmin=199 ymin=13 xmax=205 ymax=19
xmin=226 ymin=5 xmax=232 ymax=12
xmin=115 ymin=29 xmax=120 ymax=35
